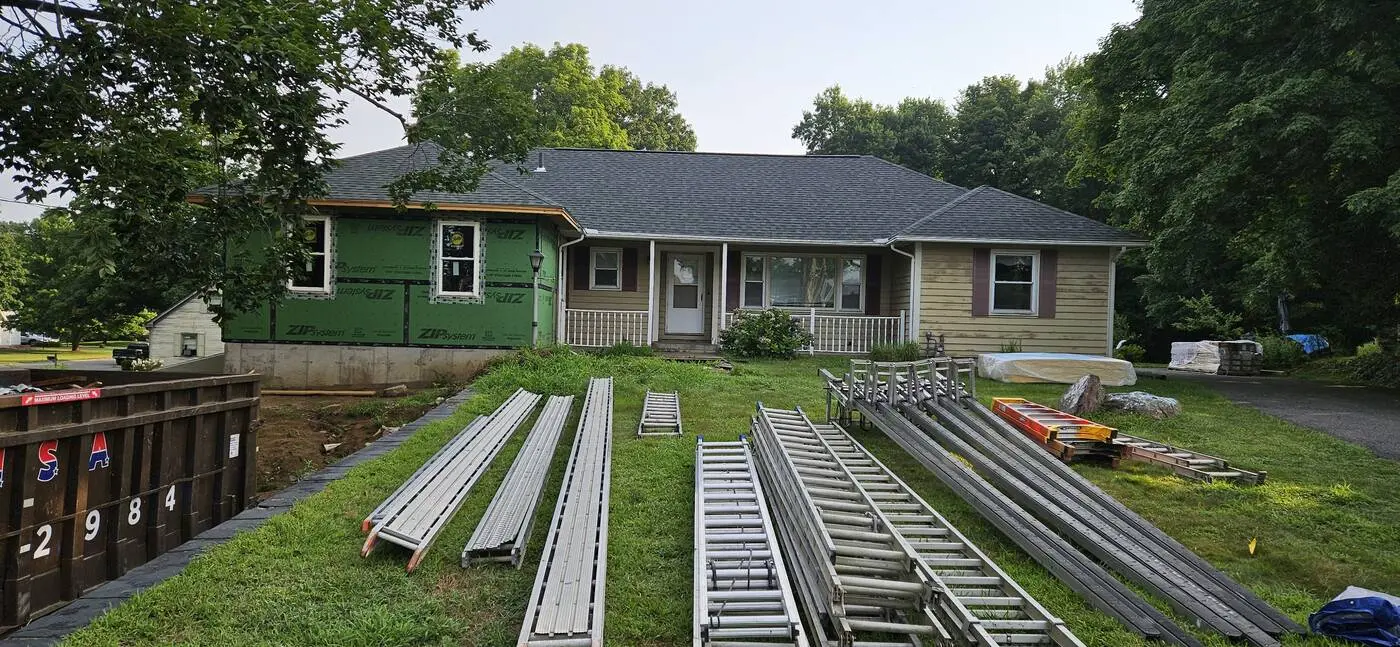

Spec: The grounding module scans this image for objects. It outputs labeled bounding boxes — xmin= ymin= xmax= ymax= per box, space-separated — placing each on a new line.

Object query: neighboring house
xmin=211 ymin=144 xmax=1143 ymax=387
xmin=0 ymin=311 xmax=20 ymax=346
xmin=147 ymin=293 xmax=224 ymax=359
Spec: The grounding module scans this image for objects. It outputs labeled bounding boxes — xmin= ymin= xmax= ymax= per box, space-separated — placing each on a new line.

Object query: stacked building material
xmin=361 ymin=388 xmax=540 ymax=572
xmin=463 ymin=394 xmax=575 ymax=567
xmin=518 ymin=377 xmax=614 ymax=647
xmin=693 ymin=438 xmax=806 ymax=646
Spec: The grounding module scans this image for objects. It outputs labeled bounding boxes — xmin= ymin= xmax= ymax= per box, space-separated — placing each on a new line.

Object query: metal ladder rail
xmin=755 ymin=405 xmax=945 ymax=646
xmin=463 ymin=394 xmax=575 ymax=567
xmin=802 ymin=409 xmax=1085 ymax=647
xmin=695 ymin=438 xmax=806 ymax=647
xmin=961 ymin=399 xmax=1298 ymax=635
xmin=935 ymin=400 xmax=1287 ymax=645
xmin=1114 ymin=433 xmax=1265 ymax=485
xmin=638 ymin=390 xmax=683 ymax=436
xmin=860 ymin=399 xmax=1205 ymax=647
xmin=519 ymin=377 xmax=614 ymax=647
xmin=362 ymin=389 xmax=540 ymax=571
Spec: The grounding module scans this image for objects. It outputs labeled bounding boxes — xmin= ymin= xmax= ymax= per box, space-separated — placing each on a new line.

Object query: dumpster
xmin=0 ymin=369 xmax=260 ymax=634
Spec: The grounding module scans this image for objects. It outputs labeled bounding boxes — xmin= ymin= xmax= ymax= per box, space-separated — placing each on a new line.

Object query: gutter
xmin=556 ymin=234 xmax=587 ymax=344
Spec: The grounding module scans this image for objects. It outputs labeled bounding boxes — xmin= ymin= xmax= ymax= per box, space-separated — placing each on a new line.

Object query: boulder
xmin=380 ymin=384 xmax=409 ymax=397
xmin=1103 ymin=392 xmax=1182 ymax=419
xmin=1059 ymin=374 xmax=1105 ymax=415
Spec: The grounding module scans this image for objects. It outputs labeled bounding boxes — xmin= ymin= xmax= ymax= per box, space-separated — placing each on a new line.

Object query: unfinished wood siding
xmin=565 ymin=243 xmax=650 ymax=312
xmin=919 ymin=243 xmax=1110 ymax=355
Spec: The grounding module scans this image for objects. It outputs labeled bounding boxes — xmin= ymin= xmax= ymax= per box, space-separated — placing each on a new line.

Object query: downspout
xmin=1107 ymin=246 xmax=1127 ymax=356
xmin=888 ymin=240 xmax=919 ymax=342
xmin=558 ymin=234 xmax=587 ymax=345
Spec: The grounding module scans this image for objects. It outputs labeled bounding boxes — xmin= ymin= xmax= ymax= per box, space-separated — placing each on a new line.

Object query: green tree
xmin=1074 ymin=0 xmax=1400 ymax=342
xmin=0 ymin=0 xmax=510 ymax=317
xmin=13 ymin=210 xmax=113 ymax=350
xmin=0 ymin=222 xmax=28 ymax=312
xmin=415 ymin=43 xmax=696 ymax=153
xmin=792 ymin=87 xmax=954 ymax=178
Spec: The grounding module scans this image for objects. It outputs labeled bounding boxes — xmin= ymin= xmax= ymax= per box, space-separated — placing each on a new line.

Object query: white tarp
xmin=977 ymin=352 xmax=1137 ymax=386
xmin=1169 ymin=340 xmax=1263 ymax=373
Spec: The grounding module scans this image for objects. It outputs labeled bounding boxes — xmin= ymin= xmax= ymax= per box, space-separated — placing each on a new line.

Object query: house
xmin=215 ymin=145 xmax=1143 ymax=388
xmin=147 ymin=293 xmax=224 ymax=359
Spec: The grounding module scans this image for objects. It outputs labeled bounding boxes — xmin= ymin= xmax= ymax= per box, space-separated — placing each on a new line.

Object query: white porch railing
xmin=722 ymin=309 xmax=908 ymax=355
xmin=564 ymin=309 xmax=650 ymax=348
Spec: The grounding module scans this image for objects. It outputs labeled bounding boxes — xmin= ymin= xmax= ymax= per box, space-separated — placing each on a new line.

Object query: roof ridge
xmin=860 ymin=155 xmax=969 ymax=193
xmin=334 ymin=142 xmax=433 ymax=164
xmin=974 ymin=185 xmax=1122 ymax=230
xmin=891 ymin=185 xmax=987 ymax=238
xmin=541 ymin=147 xmax=864 ymax=159
xmin=485 ymin=168 xmax=564 ymax=207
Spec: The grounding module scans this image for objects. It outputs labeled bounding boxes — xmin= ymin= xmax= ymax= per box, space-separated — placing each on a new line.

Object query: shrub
xmin=1357 ymin=339 xmax=1383 ymax=358
xmin=1259 ymin=336 xmax=1306 ymax=370
xmin=599 ymin=341 xmax=654 ymax=357
xmin=719 ymin=309 xmax=812 ymax=359
xmin=125 ymin=358 xmax=163 ymax=372
xmin=1347 ymin=350 xmax=1400 ymax=388
xmin=1173 ymin=293 xmax=1244 ymax=339
xmin=1114 ymin=343 xmax=1147 ymax=363
xmin=869 ymin=342 xmax=921 ymax=362
xmin=998 ymin=338 xmax=1023 ymax=353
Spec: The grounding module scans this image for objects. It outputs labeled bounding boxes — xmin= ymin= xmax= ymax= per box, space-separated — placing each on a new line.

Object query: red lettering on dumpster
xmin=20 ymin=388 xmax=102 ymax=406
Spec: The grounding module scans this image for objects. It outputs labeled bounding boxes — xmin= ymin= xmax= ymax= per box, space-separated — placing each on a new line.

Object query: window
xmin=740 ymin=254 xmax=863 ymax=311
xmin=991 ymin=251 xmax=1037 ymax=313
xmin=289 ymin=216 xmax=331 ymax=292
xmin=436 ymin=220 xmax=480 ymax=297
xmin=742 ymin=256 xmax=764 ymax=307
xmin=590 ymin=248 xmax=621 ymax=290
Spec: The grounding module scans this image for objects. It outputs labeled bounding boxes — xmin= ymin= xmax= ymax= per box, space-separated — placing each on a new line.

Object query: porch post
xmin=716 ymin=242 xmax=729 ymax=345
xmin=647 ymin=239 xmax=657 ymax=345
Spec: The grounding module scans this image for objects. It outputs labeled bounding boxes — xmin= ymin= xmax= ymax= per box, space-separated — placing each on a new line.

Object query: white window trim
xmin=288 ymin=215 xmax=332 ymax=294
xmin=588 ymin=247 xmax=623 ymax=291
xmin=990 ymin=249 xmax=1039 ymax=315
xmin=738 ymin=253 xmax=865 ymax=313
xmin=434 ymin=219 xmax=481 ymax=298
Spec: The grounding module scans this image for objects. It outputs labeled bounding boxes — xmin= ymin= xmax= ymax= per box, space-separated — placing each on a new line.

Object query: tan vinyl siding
xmin=919 ymin=243 xmax=1110 ymax=355
xmin=566 ymin=243 xmax=650 ymax=312
xmin=890 ymin=254 xmax=911 ymax=319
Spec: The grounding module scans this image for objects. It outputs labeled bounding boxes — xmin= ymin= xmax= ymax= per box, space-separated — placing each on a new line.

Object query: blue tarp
xmin=1310 ymin=595 xmax=1400 ymax=646
xmin=1287 ymin=333 xmax=1331 ymax=355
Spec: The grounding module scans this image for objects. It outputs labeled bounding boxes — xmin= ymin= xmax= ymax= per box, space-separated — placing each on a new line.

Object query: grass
xmin=0 ymin=341 xmax=134 ymax=365
xmin=61 ymin=350 xmax=1400 ymax=646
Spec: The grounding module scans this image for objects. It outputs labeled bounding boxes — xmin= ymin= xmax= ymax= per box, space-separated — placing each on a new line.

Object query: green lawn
xmin=0 ymin=342 xmax=130 ymax=365
xmin=62 ymin=351 xmax=1400 ymax=646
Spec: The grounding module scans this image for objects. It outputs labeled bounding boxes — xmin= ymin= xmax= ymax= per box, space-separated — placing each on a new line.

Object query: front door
xmin=665 ymin=253 xmax=705 ymax=335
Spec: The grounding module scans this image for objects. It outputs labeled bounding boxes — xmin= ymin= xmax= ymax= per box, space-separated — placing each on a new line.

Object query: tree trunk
xmin=68 ymin=328 xmax=80 ymax=352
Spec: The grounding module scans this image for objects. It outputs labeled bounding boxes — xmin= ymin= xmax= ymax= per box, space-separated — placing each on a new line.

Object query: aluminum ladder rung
xmin=638 ymin=390 xmax=683 ymax=436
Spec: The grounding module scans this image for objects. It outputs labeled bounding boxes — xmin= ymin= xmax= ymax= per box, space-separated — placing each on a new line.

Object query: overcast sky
xmin=0 ymin=0 xmax=1140 ymax=222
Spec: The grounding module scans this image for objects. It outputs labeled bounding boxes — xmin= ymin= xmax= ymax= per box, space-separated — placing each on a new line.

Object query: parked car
xmin=112 ymin=341 xmax=151 ymax=367
xmin=20 ymin=332 xmax=57 ymax=345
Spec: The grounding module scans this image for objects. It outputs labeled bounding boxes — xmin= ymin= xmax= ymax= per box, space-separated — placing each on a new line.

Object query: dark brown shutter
xmin=971 ymin=248 xmax=990 ymax=317
xmin=726 ymin=253 xmax=741 ymax=311
xmin=622 ymin=247 xmax=639 ymax=291
xmin=1038 ymin=248 xmax=1057 ymax=318
xmin=572 ymin=245 xmax=590 ymax=291
xmin=864 ymin=254 xmax=882 ymax=315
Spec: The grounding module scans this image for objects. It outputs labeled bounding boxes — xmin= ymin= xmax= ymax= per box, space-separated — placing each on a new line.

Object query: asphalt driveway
xmin=1142 ymin=369 xmax=1400 ymax=460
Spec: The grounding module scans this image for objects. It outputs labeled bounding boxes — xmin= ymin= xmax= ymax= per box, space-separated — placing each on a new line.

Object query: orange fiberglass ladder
xmin=991 ymin=398 xmax=1122 ymax=464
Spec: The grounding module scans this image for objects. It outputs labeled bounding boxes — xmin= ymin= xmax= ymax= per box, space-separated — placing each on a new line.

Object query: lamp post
xmin=528 ymin=248 xmax=545 ymax=345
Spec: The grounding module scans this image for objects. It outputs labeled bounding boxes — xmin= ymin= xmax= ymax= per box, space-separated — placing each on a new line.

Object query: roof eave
xmin=185 ymin=195 xmax=582 ymax=232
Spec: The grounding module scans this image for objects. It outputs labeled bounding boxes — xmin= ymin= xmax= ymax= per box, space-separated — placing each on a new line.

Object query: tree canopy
xmin=0 ymin=0 xmax=510 ymax=316
xmin=414 ymin=42 xmax=697 ymax=153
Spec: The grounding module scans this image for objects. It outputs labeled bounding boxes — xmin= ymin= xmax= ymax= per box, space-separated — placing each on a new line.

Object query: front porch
xmin=556 ymin=239 xmax=913 ymax=355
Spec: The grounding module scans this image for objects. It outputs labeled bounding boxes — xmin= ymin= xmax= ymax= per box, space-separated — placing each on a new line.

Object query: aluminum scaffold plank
xmin=519 ymin=377 xmax=614 ymax=647
xmin=694 ymin=437 xmax=806 ymax=647
xmin=362 ymin=388 xmax=541 ymax=572
xmin=464 ymin=394 xmax=575 ymax=567
xmin=638 ymin=390 xmax=683 ymax=436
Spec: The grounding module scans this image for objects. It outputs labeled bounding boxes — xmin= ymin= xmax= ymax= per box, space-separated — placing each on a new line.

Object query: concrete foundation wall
xmin=224 ymin=342 xmax=505 ymax=388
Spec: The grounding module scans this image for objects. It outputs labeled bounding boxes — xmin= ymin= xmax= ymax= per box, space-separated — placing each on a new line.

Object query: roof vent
xmin=533 ymin=151 xmax=546 ymax=173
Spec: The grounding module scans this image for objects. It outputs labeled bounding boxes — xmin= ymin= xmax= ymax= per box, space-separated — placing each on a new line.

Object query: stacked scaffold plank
xmin=1114 ymin=433 xmax=1266 ymax=485
xmin=362 ymin=388 xmax=540 ymax=571
xmin=694 ymin=438 xmax=805 ymax=647
xmin=638 ymin=390 xmax=683 ymax=436
xmin=463 ymin=395 xmax=575 ymax=567
xmin=832 ymin=358 xmax=1303 ymax=647
xmin=755 ymin=403 xmax=1086 ymax=647
xmin=519 ymin=377 xmax=614 ymax=647
xmin=991 ymin=398 xmax=1122 ymax=464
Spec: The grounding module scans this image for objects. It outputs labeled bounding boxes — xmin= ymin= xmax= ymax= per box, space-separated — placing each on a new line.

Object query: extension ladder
xmin=1115 ymin=434 xmax=1265 ymax=485
xmin=638 ymin=391 xmax=683 ymax=436
xmin=693 ymin=438 xmax=805 ymax=647
xmin=992 ymin=398 xmax=1122 ymax=464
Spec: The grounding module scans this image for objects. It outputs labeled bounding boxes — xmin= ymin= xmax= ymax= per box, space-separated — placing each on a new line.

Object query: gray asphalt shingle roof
xmin=315 ymin=144 xmax=1143 ymax=246
xmin=893 ymin=186 xmax=1143 ymax=244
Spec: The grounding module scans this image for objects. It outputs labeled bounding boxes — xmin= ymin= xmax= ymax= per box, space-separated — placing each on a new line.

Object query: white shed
xmin=147 ymin=294 xmax=223 ymax=359
xmin=0 ymin=311 xmax=21 ymax=346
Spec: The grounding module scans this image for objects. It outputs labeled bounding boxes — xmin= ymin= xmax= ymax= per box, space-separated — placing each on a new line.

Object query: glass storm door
xmin=665 ymin=253 xmax=705 ymax=334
